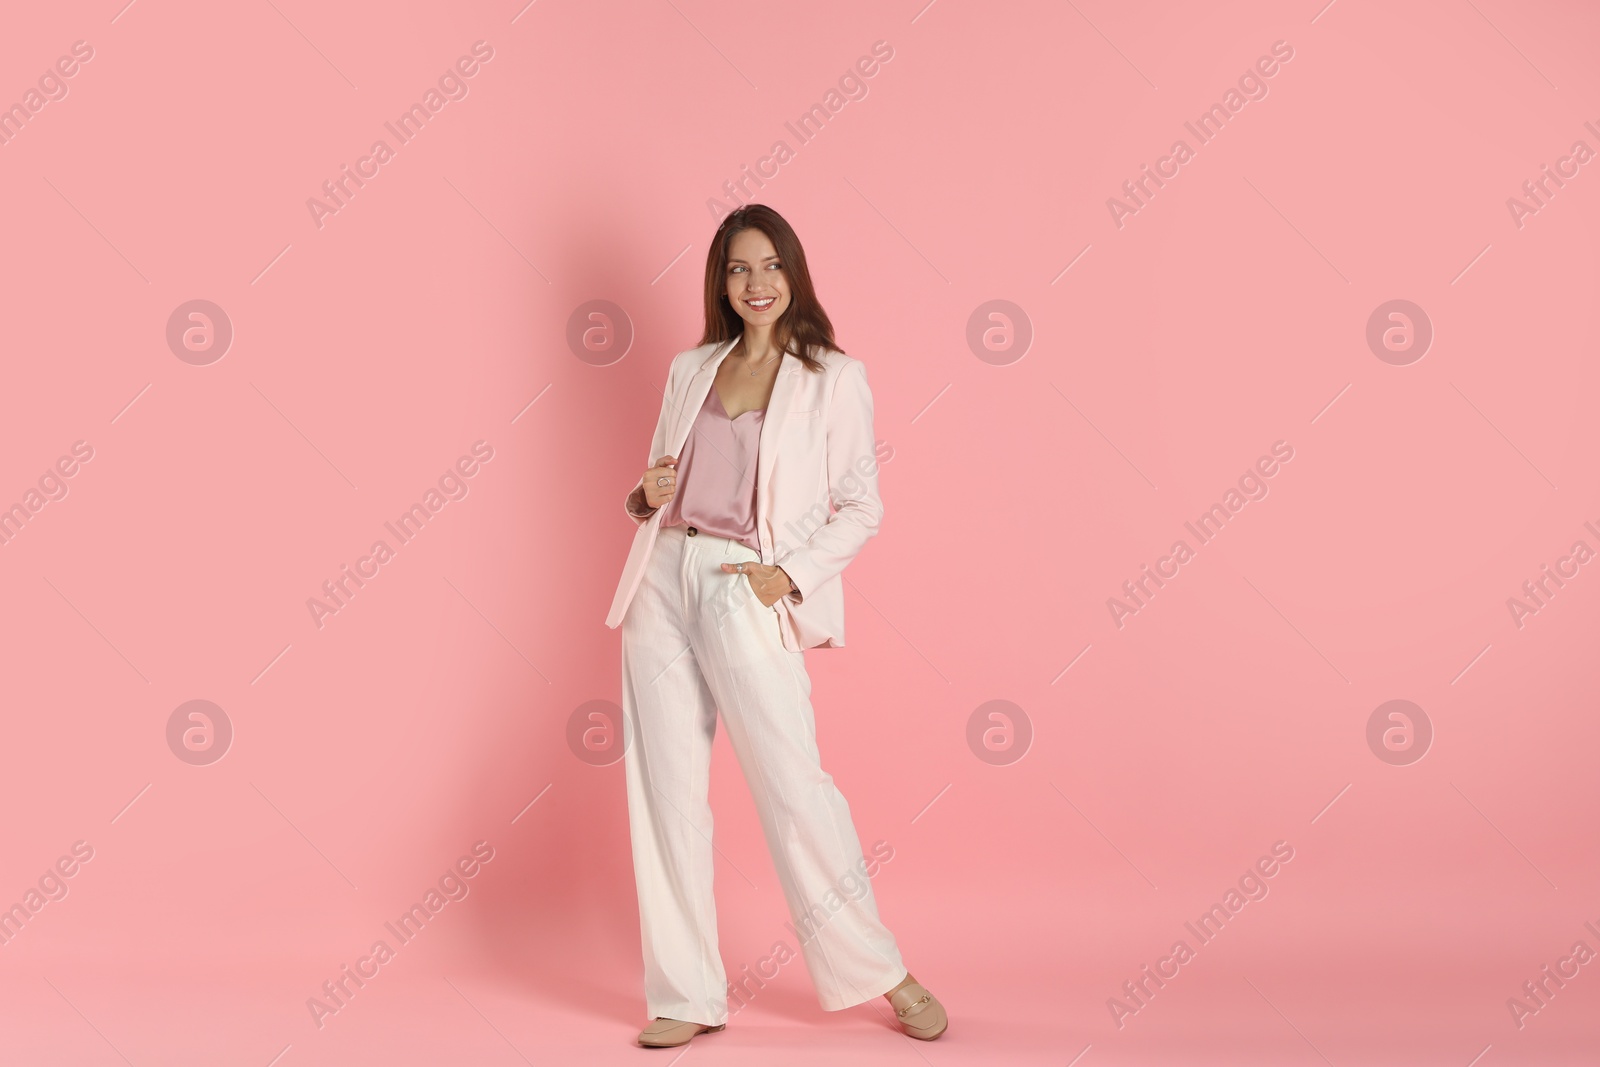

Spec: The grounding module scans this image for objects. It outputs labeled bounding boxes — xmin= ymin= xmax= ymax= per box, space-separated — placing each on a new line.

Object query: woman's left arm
xmin=772 ymin=359 xmax=884 ymax=604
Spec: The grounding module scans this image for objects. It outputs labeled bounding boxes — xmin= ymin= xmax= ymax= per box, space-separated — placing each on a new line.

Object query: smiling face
xmin=724 ymin=227 xmax=791 ymax=327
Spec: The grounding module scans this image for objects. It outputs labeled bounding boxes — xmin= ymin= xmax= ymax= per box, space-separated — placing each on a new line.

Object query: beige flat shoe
xmin=888 ymin=980 xmax=948 ymax=1040
xmin=636 ymin=1017 xmax=725 ymax=1047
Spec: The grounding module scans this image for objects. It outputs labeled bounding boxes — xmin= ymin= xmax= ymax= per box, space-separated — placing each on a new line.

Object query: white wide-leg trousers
xmin=620 ymin=523 xmax=906 ymax=1026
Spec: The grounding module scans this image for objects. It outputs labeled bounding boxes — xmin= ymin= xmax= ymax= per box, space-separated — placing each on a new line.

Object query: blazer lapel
xmin=754 ymin=356 xmax=800 ymax=555
xmin=666 ymin=337 xmax=739 ymax=457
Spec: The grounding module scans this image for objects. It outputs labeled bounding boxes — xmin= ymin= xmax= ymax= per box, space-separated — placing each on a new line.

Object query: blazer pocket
xmin=788 ymin=408 xmax=821 ymax=419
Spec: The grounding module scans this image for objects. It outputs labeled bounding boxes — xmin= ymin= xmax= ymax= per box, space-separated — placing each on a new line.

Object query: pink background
xmin=2 ymin=1 xmax=1597 ymax=1063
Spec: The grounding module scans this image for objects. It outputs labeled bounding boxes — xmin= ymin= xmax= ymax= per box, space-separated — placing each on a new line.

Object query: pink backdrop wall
xmin=1 ymin=1 xmax=1596 ymax=1064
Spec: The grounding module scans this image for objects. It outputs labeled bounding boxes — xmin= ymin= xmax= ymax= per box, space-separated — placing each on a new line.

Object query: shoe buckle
xmin=897 ymin=992 xmax=931 ymax=1017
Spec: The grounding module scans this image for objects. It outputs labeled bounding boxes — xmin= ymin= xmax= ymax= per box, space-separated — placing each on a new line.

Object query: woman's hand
xmin=721 ymin=561 xmax=796 ymax=608
xmin=640 ymin=455 xmax=678 ymax=509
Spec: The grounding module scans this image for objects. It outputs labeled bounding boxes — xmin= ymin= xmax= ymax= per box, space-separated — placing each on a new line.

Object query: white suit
xmin=613 ymin=338 xmax=906 ymax=1026
xmin=607 ymin=336 xmax=886 ymax=651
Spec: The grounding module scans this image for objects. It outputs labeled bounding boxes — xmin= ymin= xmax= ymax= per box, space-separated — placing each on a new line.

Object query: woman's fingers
xmin=724 ymin=563 xmax=775 ymax=606
xmin=713 ymin=561 xmax=786 ymax=607
xmin=647 ymin=456 xmax=677 ymax=486
xmin=633 ymin=451 xmax=679 ymax=508
xmin=642 ymin=459 xmax=678 ymax=508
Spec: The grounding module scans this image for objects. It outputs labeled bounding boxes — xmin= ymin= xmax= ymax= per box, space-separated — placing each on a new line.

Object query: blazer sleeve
xmin=773 ymin=359 xmax=883 ymax=600
xmin=623 ymin=355 xmax=682 ymax=527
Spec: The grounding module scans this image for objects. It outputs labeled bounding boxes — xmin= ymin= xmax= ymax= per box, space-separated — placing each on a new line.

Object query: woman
xmin=603 ymin=204 xmax=948 ymax=1048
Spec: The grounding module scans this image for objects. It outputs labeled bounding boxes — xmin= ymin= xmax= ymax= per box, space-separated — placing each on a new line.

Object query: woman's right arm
xmin=623 ymin=355 xmax=681 ymax=527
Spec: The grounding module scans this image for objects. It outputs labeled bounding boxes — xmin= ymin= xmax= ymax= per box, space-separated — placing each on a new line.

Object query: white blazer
xmin=605 ymin=336 xmax=884 ymax=651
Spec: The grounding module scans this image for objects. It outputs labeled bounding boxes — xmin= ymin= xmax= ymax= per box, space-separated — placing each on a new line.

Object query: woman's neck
xmin=734 ymin=323 xmax=781 ymax=364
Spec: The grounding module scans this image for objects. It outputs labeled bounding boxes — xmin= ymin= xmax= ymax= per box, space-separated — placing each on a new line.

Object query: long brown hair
xmin=698 ymin=204 xmax=841 ymax=373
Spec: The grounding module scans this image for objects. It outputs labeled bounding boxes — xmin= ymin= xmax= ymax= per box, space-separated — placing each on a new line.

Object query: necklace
xmin=739 ymin=347 xmax=780 ymax=377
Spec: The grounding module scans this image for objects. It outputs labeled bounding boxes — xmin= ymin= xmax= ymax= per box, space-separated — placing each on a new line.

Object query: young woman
xmin=603 ymin=204 xmax=947 ymax=1048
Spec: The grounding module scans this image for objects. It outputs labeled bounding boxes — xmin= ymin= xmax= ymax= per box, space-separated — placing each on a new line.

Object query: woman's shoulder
xmin=797 ymin=344 xmax=859 ymax=376
xmin=665 ymin=339 xmax=863 ymax=376
xmin=663 ymin=340 xmax=725 ymax=378
xmin=675 ymin=339 xmax=725 ymax=362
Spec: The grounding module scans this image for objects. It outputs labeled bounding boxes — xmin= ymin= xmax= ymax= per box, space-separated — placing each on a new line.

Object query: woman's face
xmin=724 ymin=227 xmax=791 ymax=328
